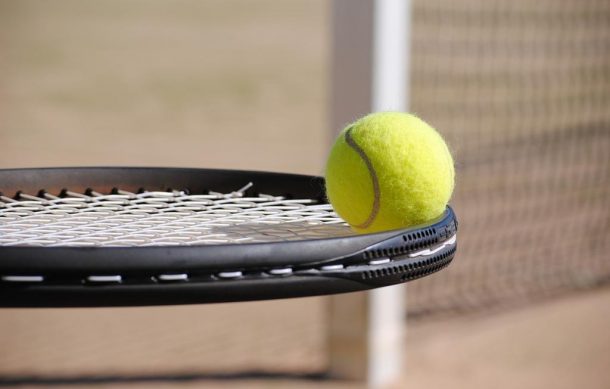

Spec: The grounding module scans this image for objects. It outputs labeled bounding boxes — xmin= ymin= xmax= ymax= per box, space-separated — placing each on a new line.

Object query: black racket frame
xmin=0 ymin=167 xmax=457 ymax=307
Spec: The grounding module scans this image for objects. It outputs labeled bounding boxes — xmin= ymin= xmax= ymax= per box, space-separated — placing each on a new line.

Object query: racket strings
xmin=0 ymin=186 xmax=351 ymax=247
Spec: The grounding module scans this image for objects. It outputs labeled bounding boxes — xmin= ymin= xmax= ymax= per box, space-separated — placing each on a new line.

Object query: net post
xmin=328 ymin=0 xmax=410 ymax=387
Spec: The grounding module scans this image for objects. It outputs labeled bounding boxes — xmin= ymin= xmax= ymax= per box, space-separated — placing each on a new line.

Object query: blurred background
xmin=1 ymin=0 xmax=609 ymax=388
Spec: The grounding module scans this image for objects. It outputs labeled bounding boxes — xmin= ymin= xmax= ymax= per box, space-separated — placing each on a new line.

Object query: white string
xmin=0 ymin=187 xmax=351 ymax=247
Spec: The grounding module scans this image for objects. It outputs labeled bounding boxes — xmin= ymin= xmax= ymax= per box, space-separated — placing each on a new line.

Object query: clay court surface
xmin=0 ymin=288 xmax=609 ymax=388
xmin=1 ymin=1 xmax=609 ymax=388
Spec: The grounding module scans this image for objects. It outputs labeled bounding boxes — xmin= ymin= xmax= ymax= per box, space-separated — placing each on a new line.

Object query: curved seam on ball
xmin=344 ymin=127 xmax=380 ymax=229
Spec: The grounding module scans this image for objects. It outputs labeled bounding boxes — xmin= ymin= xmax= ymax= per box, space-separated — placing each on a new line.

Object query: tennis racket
xmin=0 ymin=167 xmax=457 ymax=307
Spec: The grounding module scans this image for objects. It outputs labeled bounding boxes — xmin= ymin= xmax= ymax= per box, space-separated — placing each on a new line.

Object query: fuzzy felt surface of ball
xmin=325 ymin=112 xmax=454 ymax=233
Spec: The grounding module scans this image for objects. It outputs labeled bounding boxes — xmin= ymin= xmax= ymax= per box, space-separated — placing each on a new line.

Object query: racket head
xmin=0 ymin=167 xmax=457 ymax=307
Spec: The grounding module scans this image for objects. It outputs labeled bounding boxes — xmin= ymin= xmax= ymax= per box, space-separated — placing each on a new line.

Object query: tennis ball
xmin=325 ymin=112 xmax=454 ymax=233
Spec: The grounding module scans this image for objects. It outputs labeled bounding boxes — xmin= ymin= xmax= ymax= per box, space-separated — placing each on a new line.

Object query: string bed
xmin=0 ymin=184 xmax=352 ymax=247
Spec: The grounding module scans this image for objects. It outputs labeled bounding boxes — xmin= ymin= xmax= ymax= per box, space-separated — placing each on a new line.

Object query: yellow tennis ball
xmin=325 ymin=112 xmax=454 ymax=233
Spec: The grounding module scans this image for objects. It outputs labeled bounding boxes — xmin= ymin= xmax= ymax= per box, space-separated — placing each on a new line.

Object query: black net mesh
xmin=406 ymin=0 xmax=610 ymax=319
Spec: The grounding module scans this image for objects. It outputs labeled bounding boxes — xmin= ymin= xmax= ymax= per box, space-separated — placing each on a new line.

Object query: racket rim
xmin=0 ymin=166 xmax=458 ymax=306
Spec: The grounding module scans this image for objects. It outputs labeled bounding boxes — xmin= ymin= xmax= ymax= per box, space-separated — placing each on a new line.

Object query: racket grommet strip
xmin=368 ymin=258 xmax=391 ymax=266
xmin=85 ymin=275 xmax=122 ymax=284
xmin=320 ymin=264 xmax=344 ymax=271
xmin=268 ymin=268 xmax=293 ymax=275
xmin=1 ymin=275 xmax=44 ymax=283
xmin=156 ymin=274 xmax=189 ymax=282
xmin=217 ymin=271 xmax=243 ymax=279
xmin=408 ymin=234 xmax=457 ymax=258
